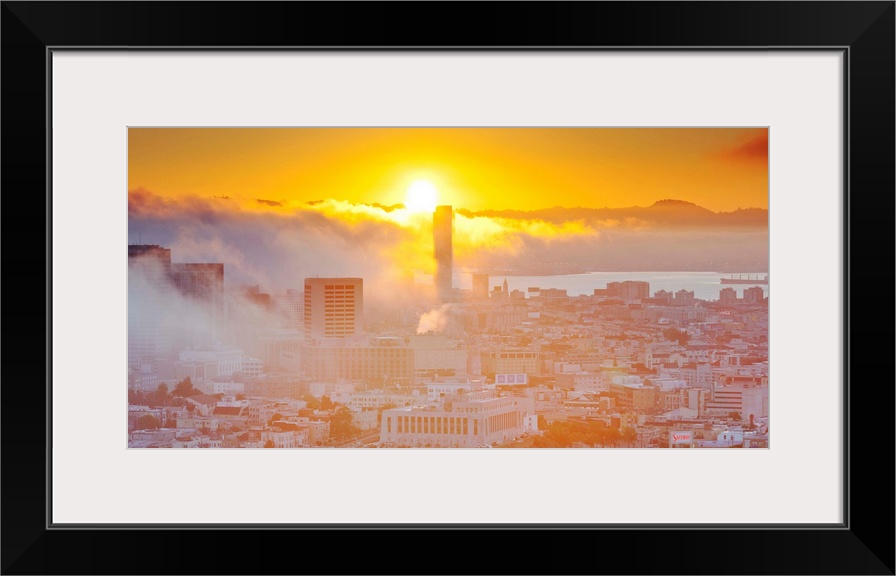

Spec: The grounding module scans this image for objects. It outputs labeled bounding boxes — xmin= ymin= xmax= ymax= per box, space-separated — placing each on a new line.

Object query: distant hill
xmin=456 ymin=199 xmax=767 ymax=229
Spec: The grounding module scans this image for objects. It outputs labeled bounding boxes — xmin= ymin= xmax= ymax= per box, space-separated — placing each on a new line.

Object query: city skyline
xmin=129 ymin=127 xmax=768 ymax=296
xmin=128 ymin=127 xmax=769 ymax=450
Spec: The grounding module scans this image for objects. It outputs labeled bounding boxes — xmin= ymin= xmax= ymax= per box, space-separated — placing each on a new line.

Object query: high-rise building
xmin=719 ymin=287 xmax=738 ymax=305
xmin=128 ymin=244 xmax=171 ymax=272
xmin=275 ymin=288 xmax=303 ymax=329
xmin=433 ymin=205 xmax=453 ymax=302
xmin=128 ymin=244 xmax=224 ymax=367
xmin=171 ymin=263 xmax=225 ymax=343
xmin=612 ymin=280 xmax=650 ymax=300
xmin=472 ymin=273 xmax=489 ymax=300
xmin=673 ymin=289 xmax=695 ymax=305
xmin=129 ymin=245 xmax=173 ymax=367
xmin=303 ymin=277 xmax=363 ymax=339
xmin=653 ymin=289 xmax=674 ymax=303
xmin=743 ymin=286 xmax=765 ymax=304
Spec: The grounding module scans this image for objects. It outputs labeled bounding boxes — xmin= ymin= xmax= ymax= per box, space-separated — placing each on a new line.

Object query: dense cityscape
xmin=128 ymin=203 xmax=769 ymax=449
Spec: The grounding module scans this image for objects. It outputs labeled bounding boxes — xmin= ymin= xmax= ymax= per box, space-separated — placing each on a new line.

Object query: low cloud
xmin=129 ymin=189 xmax=769 ymax=298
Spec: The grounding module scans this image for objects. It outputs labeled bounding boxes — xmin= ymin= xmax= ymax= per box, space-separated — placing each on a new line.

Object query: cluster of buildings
xmin=128 ymin=205 xmax=769 ymax=449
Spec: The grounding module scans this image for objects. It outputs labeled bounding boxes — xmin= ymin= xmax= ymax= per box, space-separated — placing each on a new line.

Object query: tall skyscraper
xmin=128 ymin=244 xmax=224 ymax=365
xmin=128 ymin=244 xmax=172 ymax=272
xmin=171 ymin=263 xmax=225 ymax=343
xmin=433 ymin=205 xmax=453 ymax=303
xmin=128 ymin=245 xmax=173 ymax=367
xmin=276 ymin=288 xmax=303 ymax=329
xmin=303 ymin=277 xmax=363 ymax=339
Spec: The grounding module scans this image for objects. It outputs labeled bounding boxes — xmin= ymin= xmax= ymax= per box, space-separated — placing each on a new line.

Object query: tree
xmin=152 ymin=383 xmax=169 ymax=406
xmin=320 ymin=395 xmax=334 ymax=410
xmin=621 ymin=427 xmax=638 ymax=445
xmin=569 ymin=431 xmax=587 ymax=446
xmin=301 ymin=394 xmax=321 ymax=410
xmin=663 ymin=327 xmax=690 ymax=346
xmin=136 ymin=414 xmax=161 ymax=430
xmin=584 ymin=430 xmax=603 ymax=447
xmin=544 ymin=423 xmax=573 ymax=447
xmin=530 ymin=435 xmax=557 ymax=448
xmin=604 ymin=427 xmax=621 ymax=447
xmin=173 ymin=377 xmax=194 ymax=397
xmin=171 ymin=377 xmax=202 ymax=398
xmin=263 ymin=439 xmax=275 ymax=448
xmin=329 ymin=406 xmax=357 ymax=439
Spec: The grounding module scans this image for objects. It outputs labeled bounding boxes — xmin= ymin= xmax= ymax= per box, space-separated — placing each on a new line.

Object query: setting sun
xmin=405 ymin=180 xmax=439 ymax=213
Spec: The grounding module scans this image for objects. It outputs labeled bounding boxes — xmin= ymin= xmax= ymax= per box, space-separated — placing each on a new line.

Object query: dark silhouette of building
xmin=128 ymin=244 xmax=224 ymax=366
xmin=434 ymin=205 xmax=453 ymax=302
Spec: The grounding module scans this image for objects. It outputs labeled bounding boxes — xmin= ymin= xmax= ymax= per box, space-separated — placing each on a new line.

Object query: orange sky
xmin=128 ymin=128 xmax=767 ymax=213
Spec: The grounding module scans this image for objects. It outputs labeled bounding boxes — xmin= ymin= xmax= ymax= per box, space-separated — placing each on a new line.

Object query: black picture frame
xmin=2 ymin=2 xmax=893 ymax=574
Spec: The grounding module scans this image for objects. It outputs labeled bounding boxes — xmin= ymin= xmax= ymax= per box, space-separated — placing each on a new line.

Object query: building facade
xmin=380 ymin=392 xmax=534 ymax=447
xmin=303 ymin=278 xmax=363 ymax=339
xmin=471 ymin=273 xmax=489 ymax=300
xmin=128 ymin=244 xmax=225 ymax=368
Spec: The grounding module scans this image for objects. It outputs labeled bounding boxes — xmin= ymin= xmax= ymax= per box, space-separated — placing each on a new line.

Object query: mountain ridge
xmin=455 ymin=199 xmax=767 ymax=228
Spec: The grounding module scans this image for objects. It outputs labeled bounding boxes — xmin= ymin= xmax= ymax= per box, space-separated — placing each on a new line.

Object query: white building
xmin=556 ymin=371 xmax=604 ymax=392
xmin=212 ymin=381 xmax=246 ymax=395
xmin=179 ymin=346 xmax=244 ymax=378
xmin=349 ymin=390 xmax=423 ymax=411
xmin=128 ymin=428 xmax=178 ymax=447
xmin=129 ymin=363 xmax=159 ymax=392
xmin=351 ymin=408 xmax=379 ymax=431
xmin=706 ymin=385 xmax=769 ymax=419
xmin=261 ymin=427 xmax=308 ymax=448
xmin=427 ymin=381 xmax=475 ymax=404
xmin=175 ymin=416 xmax=220 ymax=431
xmin=649 ymin=377 xmax=688 ymax=391
xmin=410 ymin=336 xmax=468 ymax=378
xmin=241 ymin=355 xmax=264 ymax=378
xmin=380 ymin=391 xmax=534 ymax=447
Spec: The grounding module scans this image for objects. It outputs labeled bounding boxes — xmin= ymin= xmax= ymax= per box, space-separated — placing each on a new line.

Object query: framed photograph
xmin=4 ymin=2 xmax=892 ymax=574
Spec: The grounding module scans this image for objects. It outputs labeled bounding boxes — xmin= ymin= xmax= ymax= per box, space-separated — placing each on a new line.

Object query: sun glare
xmin=405 ymin=180 xmax=439 ymax=213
